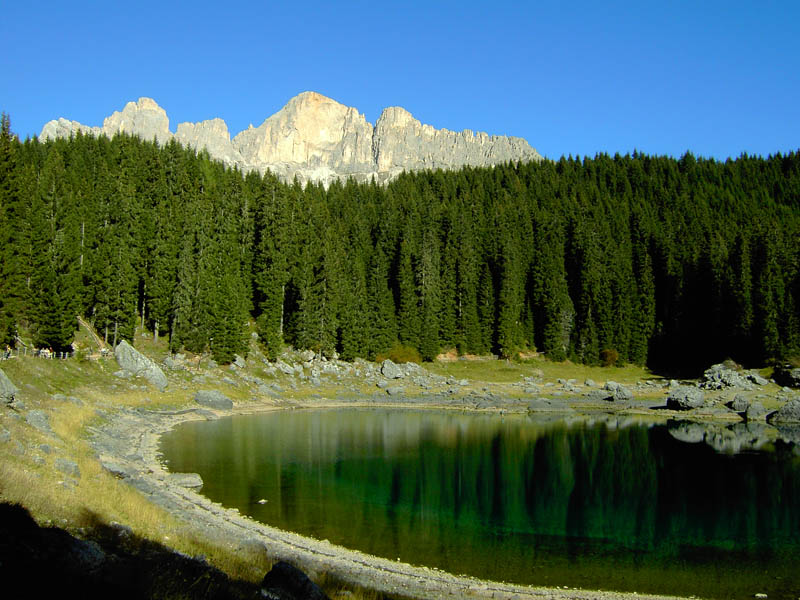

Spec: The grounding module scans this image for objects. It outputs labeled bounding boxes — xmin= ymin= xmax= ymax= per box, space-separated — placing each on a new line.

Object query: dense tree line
xmin=0 ymin=115 xmax=798 ymax=373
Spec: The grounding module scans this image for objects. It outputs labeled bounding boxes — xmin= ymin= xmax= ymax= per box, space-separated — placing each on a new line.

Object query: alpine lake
xmin=159 ymin=408 xmax=800 ymax=599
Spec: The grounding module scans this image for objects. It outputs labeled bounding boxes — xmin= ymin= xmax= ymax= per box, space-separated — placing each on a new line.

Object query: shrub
xmin=600 ymin=348 xmax=619 ymax=367
xmin=376 ymin=342 xmax=421 ymax=364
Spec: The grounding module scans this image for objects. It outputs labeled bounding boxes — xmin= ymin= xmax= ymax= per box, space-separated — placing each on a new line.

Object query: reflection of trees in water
xmin=162 ymin=410 xmax=800 ymax=573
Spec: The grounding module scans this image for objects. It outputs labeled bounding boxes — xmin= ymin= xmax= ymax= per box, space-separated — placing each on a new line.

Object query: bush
xmin=600 ymin=348 xmax=619 ymax=367
xmin=376 ymin=342 xmax=421 ymax=364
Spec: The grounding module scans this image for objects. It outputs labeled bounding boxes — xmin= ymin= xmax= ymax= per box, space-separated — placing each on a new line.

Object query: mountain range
xmin=40 ymin=92 xmax=542 ymax=185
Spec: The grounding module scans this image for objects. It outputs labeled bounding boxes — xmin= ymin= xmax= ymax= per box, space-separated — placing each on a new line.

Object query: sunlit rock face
xmin=41 ymin=92 xmax=542 ymax=185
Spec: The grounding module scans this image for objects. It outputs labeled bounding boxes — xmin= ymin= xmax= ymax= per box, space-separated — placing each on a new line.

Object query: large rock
xmin=261 ymin=561 xmax=330 ymax=600
xmin=0 ymin=368 xmax=19 ymax=405
xmin=114 ymin=340 xmax=168 ymax=391
xmin=40 ymin=92 xmax=542 ymax=187
xmin=666 ymin=386 xmax=705 ymax=411
xmin=767 ymin=398 xmax=800 ymax=424
xmin=700 ymin=363 xmax=752 ymax=390
xmin=603 ymin=381 xmax=633 ymax=402
xmin=381 ymin=359 xmax=405 ymax=380
xmin=194 ymin=390 xmax=233 ymax=410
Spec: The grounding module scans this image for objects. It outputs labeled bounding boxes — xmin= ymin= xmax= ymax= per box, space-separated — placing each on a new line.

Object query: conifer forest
xmin=1 ymin=115 xmax=798 ymax=374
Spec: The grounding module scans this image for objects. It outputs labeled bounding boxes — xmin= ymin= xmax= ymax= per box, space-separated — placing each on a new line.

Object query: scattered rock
xmin=166 ymin=472 xmax=203 ymax=489
xmin=275 ymin=360 xmax=295 ymax=375
xmin=98 ymin=456 xmax=131 ymax=479
xmin=585 ymin=389 xmax=613 ymax=402
xmin=162 ymin=355 xmax=185 ymax=371
xmin=386 ymin=386 xmax=404 ymax=396
xmin=0 ymin=427 xmax=10 ymax=443
xmin=666 ymin=386 xmax=705 ymax=411
xmin=194 ymin=390 xmax=233 ymax=411
xmin=233 ymin=354 xmax=246 ymax=369
xmin=54 ymin=458 xmax=81 ymax=479
xmin=114 ymin=340 xmax=168 ymax=391
xmin=584 ymin=379 xmax=597 ymax=388
xmin=25 ymin=410 xmax=54 ymax=435
xmin=261 ymin=561 xmax=330 ymax=600
xmin=700 ymin=363 xmax=753 ymax=390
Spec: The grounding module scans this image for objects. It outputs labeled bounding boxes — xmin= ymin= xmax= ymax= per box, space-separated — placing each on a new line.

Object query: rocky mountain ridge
xmin=40 ymin=92 xmax=542 ymax=185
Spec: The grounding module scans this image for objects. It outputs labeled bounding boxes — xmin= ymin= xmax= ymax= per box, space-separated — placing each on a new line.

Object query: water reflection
xmin=160 ymin=410 xmax=800 ymax=598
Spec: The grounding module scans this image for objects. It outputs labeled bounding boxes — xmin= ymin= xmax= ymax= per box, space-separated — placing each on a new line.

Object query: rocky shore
xmin=2 ymin=346 xmax=799 ymax=599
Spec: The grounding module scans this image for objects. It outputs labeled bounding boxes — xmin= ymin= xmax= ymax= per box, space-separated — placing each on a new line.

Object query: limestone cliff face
xmin=102 ymin=98 xmax=172 ymax=145
xmin=232 ymin=92 xmax=375 ymax=183
xmin=40 ymin=92 xmax=542 ymax=185
xmin=175 ymin=118 xmax=244 ymax=166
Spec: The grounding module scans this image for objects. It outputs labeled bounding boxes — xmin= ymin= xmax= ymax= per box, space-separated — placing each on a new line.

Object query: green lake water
xmin=159 ymin=409 xmax=800 ymax=598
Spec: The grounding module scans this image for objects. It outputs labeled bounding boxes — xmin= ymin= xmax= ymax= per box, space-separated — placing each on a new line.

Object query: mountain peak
xmin=40 ymin=93 xmax=541 ymax=185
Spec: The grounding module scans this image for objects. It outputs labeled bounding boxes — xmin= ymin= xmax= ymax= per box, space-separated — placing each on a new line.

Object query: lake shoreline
xmin=90 ymin=392 xmax=743 ymax=600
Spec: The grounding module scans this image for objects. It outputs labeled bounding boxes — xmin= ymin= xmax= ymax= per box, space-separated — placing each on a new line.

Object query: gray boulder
xmin=233 ymin=354 xmax=246 ymax=369
xmin=728 ymin=394 xmax=750 ymax=413
xmin=744 ymin=401 xmax=767 ymax=421
xmin=114 ymin=340 xmax=168 ymax=391
xmin=767 ymin=398 xmax=800 ymax=424
xmin=603 ymin=381 xmax=633 ymax=402
xmin=194 ymin=390 xmax=233 ymax=410
xmin=381 ymin=359 xmax=405 ymax=379
xmin=0 ymin=368 xmax=19 ymax=405
xmin=386 ymin=386 xmax=404 ymax=396
xmin=666 ymin=386 xmax=705 ymax=411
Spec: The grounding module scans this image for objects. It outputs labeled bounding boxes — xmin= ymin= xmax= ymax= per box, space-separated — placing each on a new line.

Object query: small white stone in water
xmin=755 ymin=594 xmax=768 ymax=599
xmin=257 ymin=498 xmax=267 ymax=504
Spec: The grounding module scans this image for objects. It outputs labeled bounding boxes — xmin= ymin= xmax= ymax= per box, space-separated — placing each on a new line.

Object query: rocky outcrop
xmin=114 ymin=340 xmax=168 ymax=391
xmin=194 ymin=390 xmax=233 ymax=410
xmin=40 ymin=92 xmax=542 ymax=186
xmin=0 ymin=368 xmax=19 ymax=405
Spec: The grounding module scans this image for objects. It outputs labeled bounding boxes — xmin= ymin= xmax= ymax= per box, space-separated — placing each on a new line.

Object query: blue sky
xmin=2 ymin=0 xmax=799 ymax=160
